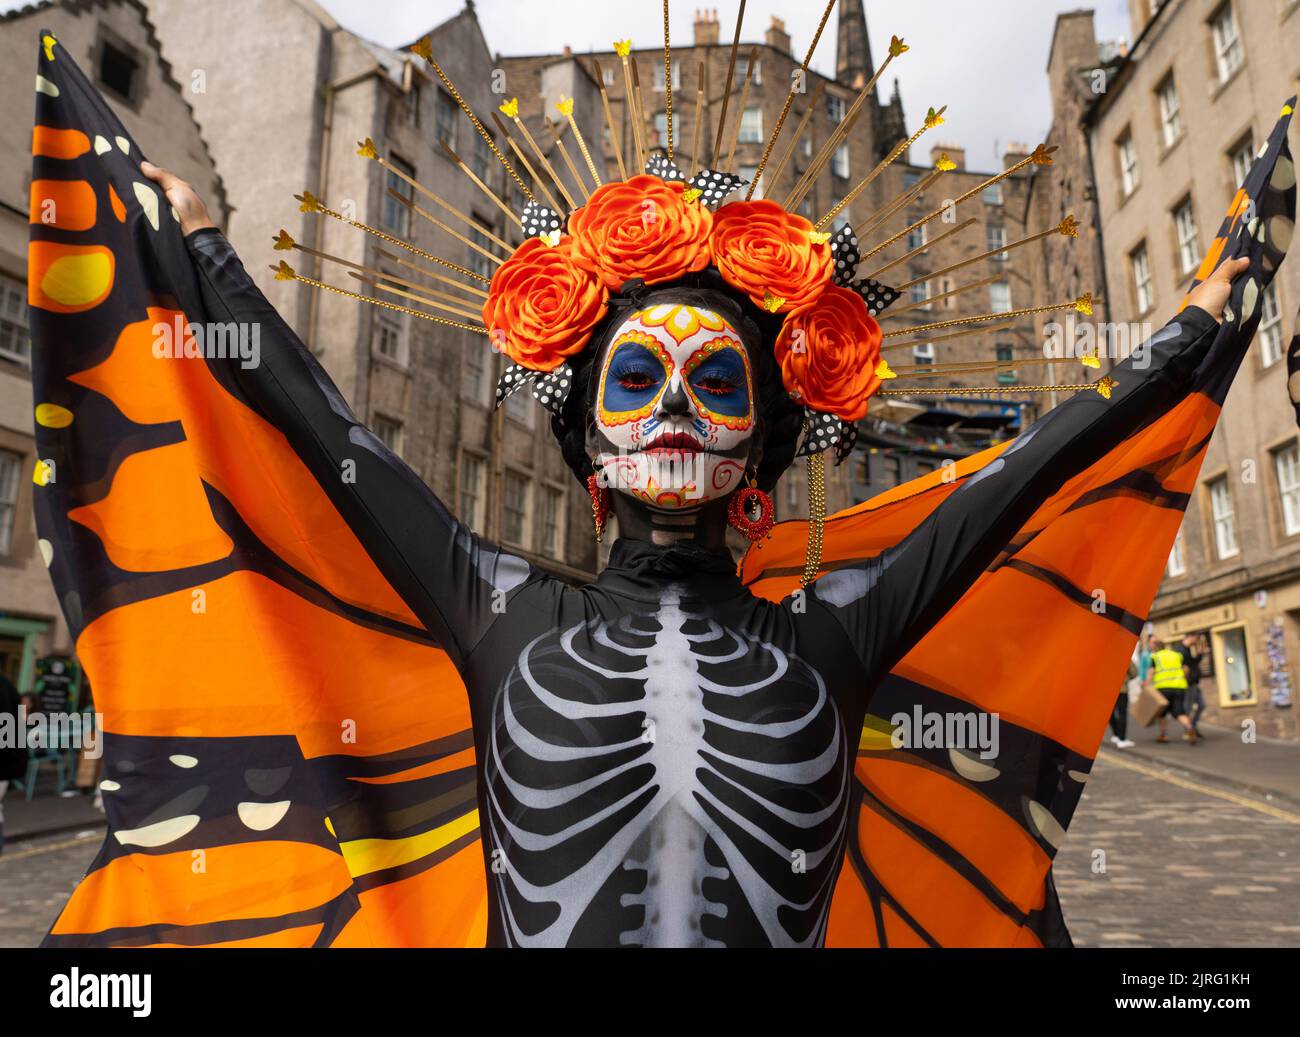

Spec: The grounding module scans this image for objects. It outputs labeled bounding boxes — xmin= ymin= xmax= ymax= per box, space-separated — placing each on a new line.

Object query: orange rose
xmin=773 ymin=285 xmax=883 ymax=422
xmin=482 ymin=236 xmax=608 ymax=372
xmin=710 ymin=200 xmax=833 ymax=313
xmin=568 ymin=174 xmax=712 ymax=290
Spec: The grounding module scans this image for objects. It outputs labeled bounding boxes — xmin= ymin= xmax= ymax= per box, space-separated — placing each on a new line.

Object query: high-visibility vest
xmin=1151 ymin=648 xmax=1189 ymax=690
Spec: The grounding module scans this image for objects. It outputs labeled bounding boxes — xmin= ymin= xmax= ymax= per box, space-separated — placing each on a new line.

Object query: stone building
xmin=1075 ymin=0 xmax=1300 ymax=739
xmin=146 ymin=0 xmax=598 ymax=581
xmin=0 ymin=0 xmax=226 ymax=692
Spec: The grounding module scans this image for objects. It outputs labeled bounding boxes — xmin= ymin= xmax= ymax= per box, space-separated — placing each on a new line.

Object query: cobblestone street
xmin=1 ymin=749 xmax=1299 ymax=947
xmin=1055 ymin=750 xmax=1300 ymax=947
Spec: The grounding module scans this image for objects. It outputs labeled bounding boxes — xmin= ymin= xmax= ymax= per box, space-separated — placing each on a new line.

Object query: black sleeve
xmin=810 ymin=305 xmax=1222 ymax=683
xmin=183 ymin=228 xmax=540 ymax=669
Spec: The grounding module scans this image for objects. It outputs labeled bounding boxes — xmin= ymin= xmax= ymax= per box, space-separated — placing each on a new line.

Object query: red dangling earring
xmin=587 ymin=472 xmax=610 ymax=543
xmin=727 ymin=478 xmax=775 ymax=542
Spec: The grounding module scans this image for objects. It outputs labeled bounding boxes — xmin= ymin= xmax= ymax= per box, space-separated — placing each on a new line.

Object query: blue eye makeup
xmin=600 ymin=336 xmax=669 ymax=420
xmin=685 ymin=345 xmax=752 ymax=419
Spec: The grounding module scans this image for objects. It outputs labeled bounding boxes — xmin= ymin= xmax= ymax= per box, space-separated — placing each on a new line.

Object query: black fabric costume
xmin=188 ymin=227 xmax=1219 ymax=946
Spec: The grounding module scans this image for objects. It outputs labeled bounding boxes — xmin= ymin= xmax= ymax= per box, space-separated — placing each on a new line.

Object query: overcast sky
xmin=0 ymin=0 xmax=1132 ymax=171
xmin=311 ymin=0 xmax=1132 ymax=171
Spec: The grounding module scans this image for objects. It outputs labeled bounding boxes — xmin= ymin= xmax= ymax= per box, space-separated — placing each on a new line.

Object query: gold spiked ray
xmin=375 ymin=247 xmax=490 ymax=300
xmin=273 ymin=259 xmax=488 ymax=335
xmin=438 ymin=142 xmax=523 ymax=229
xmin=855 ymin=164 xmax=950 ymax=239
xmin=385 ymin=188 xmax=504 ymax=268
xmin=883 ymin=216 xmax=1081 ymax=289
xmin=889 ymin=353 xmax=1104 ymax=377
xmin=878 ymin=274 xmax=1002 ymax=322
xmin=860 ymin=144 xmax=1059 ymax=264
xmin=347 ymin=271 xmax=485 ymax=322
xmin=689 ymin=60 xmax=707 ymax=177
xmin=726 ymin=47 xmax=760 ymax=171
xmin=496 ymin=101 xmax=574 ymax=211
xmin=783 ymin=34 xmax=911 ymax=209
xmin=295 ymin=190 xmax=490 ymax=285
xmin=615 ymin=41 xmax=647 ymax=172
xmin=556 ymin=96 xmax=602 ymax=188
xmin=590 ymin=58 xmax=629 ymax=182
xmin=546 ymin=117 xmax=593 ymax=202
xmin=881 ymin=291 xmax=1094 ymax=339
xmin=662 ymin=0 xmax=674 ymax=161
xmin=357 ymin=138 xmax=512 ymax=253
xmin=879 ymin=320 xmax=1019 ymax=354
xmin=765 ymin=82 xmax=825 ymax=196
xmin=490 ymin=110 xmax=566 ymax=215
xmin=865 ymin=215 xmax=977 ymax=282
xmin=711 ymin=0 xmax=747 ymax=166
xmin=273 ymin=229 xmax=486 ymax=316
xmin=880 ymin=377 xmax=1119 ymax=399
xmin=409 ymin=36 xmax=533 ymax=206
xmin=746 ymin=0 xmax=866 ymax=200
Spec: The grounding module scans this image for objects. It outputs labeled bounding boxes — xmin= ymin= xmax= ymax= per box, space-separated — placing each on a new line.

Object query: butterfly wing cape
xmin=32 ymin=33 xmax=486 ymax=947
xmin=30 ymin=31 xmax=1295 ymax=947
xmin=743 ymin=106 xmax=1298 ymax=947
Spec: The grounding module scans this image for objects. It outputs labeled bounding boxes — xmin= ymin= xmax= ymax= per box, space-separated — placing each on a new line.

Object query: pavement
xmin=2 ymin=767 xmax=103 ymax=844
xmin=1108 ymin=713 xmax=1300 ymax=807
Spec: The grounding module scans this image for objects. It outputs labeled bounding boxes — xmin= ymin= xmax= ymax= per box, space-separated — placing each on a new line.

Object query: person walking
xmin=0 ymin=672 xmax=27 ymax=854
xmin=1150 ymin=637 xmax=1198 ymax=745
xmin=1109 ymin=658 xmax=1138 ymax=748
xmin=1177 ymin=633 xmax=1205 ymax=738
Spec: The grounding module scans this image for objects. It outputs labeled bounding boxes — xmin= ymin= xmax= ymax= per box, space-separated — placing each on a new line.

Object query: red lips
xmin=642 ymin=431 xmax=703 ymax=454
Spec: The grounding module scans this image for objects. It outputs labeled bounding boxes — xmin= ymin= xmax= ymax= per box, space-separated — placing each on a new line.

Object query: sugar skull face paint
xmin=593 ymin=304 xmax=755 ymax=509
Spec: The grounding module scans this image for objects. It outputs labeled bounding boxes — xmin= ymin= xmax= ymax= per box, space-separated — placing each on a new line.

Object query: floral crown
xmin=484 ymin=159 xmax=897 ymax=464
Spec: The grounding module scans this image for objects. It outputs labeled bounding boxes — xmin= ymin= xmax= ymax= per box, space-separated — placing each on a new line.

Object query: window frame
xmin=1208 ymin=476 xmax=1239 ymax=559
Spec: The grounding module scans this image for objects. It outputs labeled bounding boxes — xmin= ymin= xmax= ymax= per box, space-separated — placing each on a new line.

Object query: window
xmin=987 ymin=223 xmax=1008 ymax=259
xmin=802 ymin=134 xmax=813 ymax=158
xmin=653 ymin=111 xmax=669 ymax=146
xmin=1118 ymin=130 xmax=1139 ymax=196
xmin=1213 ymin=625 xmax=1254 ymax=704
xmin=990 ymin=282 xmax=1012 ymax=313
xmin=502 ymin=470 xmax=531 ymax=546
xmin=469 ymin=221 xmax=494 ymax=280
xmin=459 ymin=454 xmax=486 ymax=531
xmin=1209 ymin=476 xmax=1238 ymax=559
xmin=653 ymin=64 xmax=682 ymax=92
xmin=940 ymin=277 xmax=955 ymax=309
xmin=407 ymin=84 xmax=422 ymax=129
xmin=1230 ymin=134 xmax=1255 ymax=190
xmin=1210 ymin=3 xmax=1243 ymax=84
xmin=831 ymin=145 xmax=850 ymax=179
xmin=0 ymin=449 xmax=19 ymax=556
xmin=372 ymin=415 xmax=403 ymax=457
xmin=982 ymin=183 xmax=1004 ymax=206
xmin=97 ymin=38 xmax=139 ymax=103
xmin=1166 ymin=526 xmax=1187 ymax=577
xmin=739 ymin=106 xmax=763 ymax=144
xmin=1174 ymin=198 xmax=1199 ymax=275
xmin=827 ymin=94 xmax=847 ymax=123
xmin=434 ymin=90 xmax=457 ymax=148
xmin=504 ymin=387 xmax=534 ymax=429
xmin=383 ymin=156 xmax=415 ymax=236
xmin=0 ymin=273 xmax=30 ymax=364
xmin=602 ymin=67 xmax=616 ymax=88
xmin=913 ymin=342 xmax=934 ymax=366
xmin=538 ymin=486 xmax=566 ymax=559
xmin=1276 ymin=443 xmax=1300 ymax=537
xmin=372 ymin=306 xmax=406 ymax=364
xmin=462 ymin=338 xmax=488 ymax=403
xmin=906 ymin=217 xmax=927 ymax=251
xmin=910 ymin=282 xmax=931 ymax=310
xmin=1132 ymin=242 xmax=1154 ymax=313
xmin=1260 ymin=282 xmax=1285 ymax=367
xmin=472 ymin=135 xmax=493 ymax=184
xmin=903 ymin=170 xmax=921 ymax=189
xmin=738 ymin=55 xmax=762 ymax=85
xmin=1157 ymin=74 xmax=1183 ymax=147
xmin=996 ymin=343 xmax=1016 ymax=384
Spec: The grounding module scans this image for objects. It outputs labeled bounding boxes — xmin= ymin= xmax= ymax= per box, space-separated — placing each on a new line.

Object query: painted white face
xmin=593 ymin=304 xmax=756 ymax=510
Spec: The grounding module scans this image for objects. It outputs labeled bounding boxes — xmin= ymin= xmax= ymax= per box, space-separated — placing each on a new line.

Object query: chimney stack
xmin=932 ymin=143 xmax=965 ymax=171
xmin=766 ymin=16 xmax=791 ymax=54
xmin=694 ymin=8 xmax=720 ymax=46
xmin=1003 ymin=142 xmax=1031 ymax=168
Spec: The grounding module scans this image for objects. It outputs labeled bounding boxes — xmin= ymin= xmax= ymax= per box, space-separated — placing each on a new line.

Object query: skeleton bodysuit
xmin=186 ymin=227 xmax=1221 ymax=947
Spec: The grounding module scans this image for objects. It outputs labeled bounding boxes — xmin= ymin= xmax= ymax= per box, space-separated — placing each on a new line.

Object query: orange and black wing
xmin=744 ymin=102 xmax=1297 ymax=947
xmin=30 ymin=32 xmax=485 ymax=947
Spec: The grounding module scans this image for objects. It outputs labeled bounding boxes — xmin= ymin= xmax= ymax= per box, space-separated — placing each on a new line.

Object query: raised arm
xmin=810 ymin=258 xmax=1246 ymax=684
xmin=144 ymin=164 xmax=539 ymax=668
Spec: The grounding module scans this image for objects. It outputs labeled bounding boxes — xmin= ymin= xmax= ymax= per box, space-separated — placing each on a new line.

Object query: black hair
xmin=552 ymin=271 xmax=804 ymax=493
